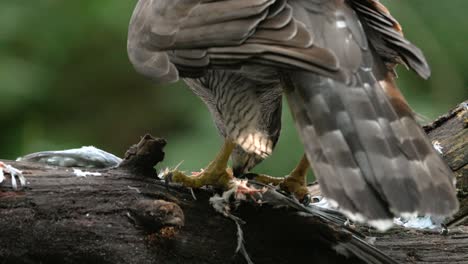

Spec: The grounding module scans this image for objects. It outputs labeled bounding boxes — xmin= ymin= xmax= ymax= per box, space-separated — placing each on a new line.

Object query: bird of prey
xmin=127 ymin=0 xmax=458 ymax=229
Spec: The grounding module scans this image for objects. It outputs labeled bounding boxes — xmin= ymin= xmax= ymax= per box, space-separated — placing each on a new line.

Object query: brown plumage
xmin=127 ymin=0 xmax=458 ymax=229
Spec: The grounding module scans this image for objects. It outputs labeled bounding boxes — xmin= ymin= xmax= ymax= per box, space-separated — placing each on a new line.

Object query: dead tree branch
xmin=0 ymin=101 xmax=467 ymax=264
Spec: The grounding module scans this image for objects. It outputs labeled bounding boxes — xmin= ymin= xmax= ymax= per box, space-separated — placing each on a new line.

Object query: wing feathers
xmin=129 ymin=0 xmax=431 ymax=82
xmin=128 ymin=0 xmax=458 ymax=228
xmin=259 ymin=3 xmax=292 ymax=29
xmin=183 ymin=0 xmax=274 ymax=28
xmin=349 ymin=0 xmax=431 ymax=78
xmin=128 ymin=0 xmax=342 ymax=82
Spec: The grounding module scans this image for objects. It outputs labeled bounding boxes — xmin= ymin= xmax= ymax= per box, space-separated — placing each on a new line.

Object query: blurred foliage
xmin=0 ymin=0 xmax=466 ymax=178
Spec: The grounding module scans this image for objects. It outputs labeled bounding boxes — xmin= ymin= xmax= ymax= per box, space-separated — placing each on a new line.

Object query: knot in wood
xmin=119 ymin=134 xmax=166 ymax=176
xmin=130 ymin=199 xmax=184 ymax=230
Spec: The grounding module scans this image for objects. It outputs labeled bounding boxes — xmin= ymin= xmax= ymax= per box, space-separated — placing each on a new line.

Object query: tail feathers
xmin=258 ymin=182 xmax=399 ymax=264
xmin=284 ymin=71 xmax=458 ymax=229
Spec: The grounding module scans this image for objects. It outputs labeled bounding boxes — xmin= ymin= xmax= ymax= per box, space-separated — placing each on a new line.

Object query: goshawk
xmin=127 ymin=0 xmax=458 ymax=229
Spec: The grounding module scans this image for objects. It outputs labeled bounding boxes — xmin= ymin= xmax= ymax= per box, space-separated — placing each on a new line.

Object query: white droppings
xmin=310 ymin=197 xmax=394 ymax=231
xmin=309 ymin=196 xmax=445 ymax=231
xmin=73 ymin=169 xmax=102 ymax=177
xmin=399 ymin=211 xmax=419 ymax=219
xmin=368 ymin=219 xmax=394 ymax=231
xmin=432 ymin=140 xmax=443 ymax=154
xmin=461 ymin=102 xmax=468 ymax=111
xmin=336 ymin=20 xmax=347 ymax=28
xmin=17 ymin=146 xmax=122 ymax=168
xmin=394 ymin=215 xmax=440 ymax=230
xmin=0 ymin=161 xmax=26 ymax=190
xmin=309 ymin=196 xmax=337 ymax=210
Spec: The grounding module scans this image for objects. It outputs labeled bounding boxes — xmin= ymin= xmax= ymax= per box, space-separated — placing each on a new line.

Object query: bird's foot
xmin=0 ymin=161 xmax=26 ymax=190
xmin=166 ymin=166 xmax=235 ymax=190
xmin=164 ymin=139 xmax=238 ymax=190
xmin=245 ymin=155 xmax=311 ymax=204
xmin=166 ymin=166 xmax=267 ymax=203
xmin=248 ymin=173 xmax=310 ymax=204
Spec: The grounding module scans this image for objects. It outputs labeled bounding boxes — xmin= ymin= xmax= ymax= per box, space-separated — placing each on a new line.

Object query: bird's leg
xmin=168 ymin=139 xmax=236 ymax=189
xmin=250 ymin=154 xmax=310 ymax=202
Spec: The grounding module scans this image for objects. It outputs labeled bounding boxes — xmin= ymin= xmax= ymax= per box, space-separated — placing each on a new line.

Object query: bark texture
xmin=0 ymin=101 xmax=467 ymax=264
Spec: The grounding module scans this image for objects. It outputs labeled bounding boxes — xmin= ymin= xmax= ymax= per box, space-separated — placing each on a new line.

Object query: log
xmin=422 ymin=101 xmax=468 ymax=227
xmin=0 ymin=138 xmax=388 ymax=264
xmin=359 ymin=100 xmax=468 ymax=263
xmin=0 ymin=101 xmax=467 ymax=264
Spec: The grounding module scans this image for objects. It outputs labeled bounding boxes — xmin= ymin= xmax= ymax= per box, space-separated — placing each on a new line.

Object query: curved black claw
xmin=164 ymin=172 xmax=173 ymax=189
xmin=301 ymin=193 xmax=312 ymax=206
xmin=440 ymin=224 xmax=449 ymax=235
xmin=312 ymin=196 xmax=322 ymax=203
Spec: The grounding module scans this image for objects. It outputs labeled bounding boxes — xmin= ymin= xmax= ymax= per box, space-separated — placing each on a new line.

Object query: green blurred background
xmin=0 ymin=0 xmax=467 ymax=177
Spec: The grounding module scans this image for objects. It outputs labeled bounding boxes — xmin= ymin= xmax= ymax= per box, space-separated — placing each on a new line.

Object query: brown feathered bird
xmin=127 ymin=0 xmax=458 ymax=229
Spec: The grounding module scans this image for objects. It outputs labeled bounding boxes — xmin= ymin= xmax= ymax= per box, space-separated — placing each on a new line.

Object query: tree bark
xmin=422 ymin=101 xmax=468 ymax=227
xmin=0 ymin=101 xmax=467 ymax=264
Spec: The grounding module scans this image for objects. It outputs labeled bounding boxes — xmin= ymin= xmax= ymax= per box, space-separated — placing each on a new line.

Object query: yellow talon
xmin=251 ymin=155 xmax=310 ymax=201
xmin=169 ymin=168 xmax=234 ymax=189
xmin=165 ymin=138 xmax=311 ymax=202
xmin=166 ymin=139 xmax=236 ymax=190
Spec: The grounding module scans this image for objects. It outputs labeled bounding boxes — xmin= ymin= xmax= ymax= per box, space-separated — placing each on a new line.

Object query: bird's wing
xmin=128 ymin=0 xmax=428 ymax=83
xmin=349 ymin=0 xmax=430 ymax=79
xmin=128 ymin=0 xmax=458 ymax=227
xmin=128 ymin=0 xmax=356 ymax=83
